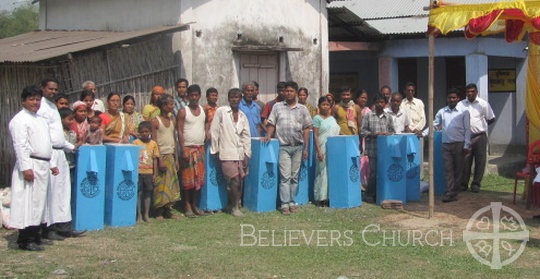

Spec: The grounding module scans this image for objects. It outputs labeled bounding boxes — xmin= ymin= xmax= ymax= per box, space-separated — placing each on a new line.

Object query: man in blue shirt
xmin=238 ymin=82 xmax=262 ymax=137
xmin=431 ymin=88 xmax=471 ymax=202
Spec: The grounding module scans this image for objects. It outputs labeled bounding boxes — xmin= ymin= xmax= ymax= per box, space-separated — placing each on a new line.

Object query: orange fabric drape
xmin=526 ymin=41 xmax=540 ymax=132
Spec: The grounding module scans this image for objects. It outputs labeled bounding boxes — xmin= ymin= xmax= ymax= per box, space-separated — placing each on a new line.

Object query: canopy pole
xmin=428 ymin=32 xmax=435 ymax=219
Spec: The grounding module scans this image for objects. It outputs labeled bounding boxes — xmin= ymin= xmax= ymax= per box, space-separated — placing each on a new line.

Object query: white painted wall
xmin=39 ymin=0 xmax=329 ymax=105
xmin=177 ymin=0 xmax=328 ymax=105
xmin=38 ymin=0 xmax=181 ymax=31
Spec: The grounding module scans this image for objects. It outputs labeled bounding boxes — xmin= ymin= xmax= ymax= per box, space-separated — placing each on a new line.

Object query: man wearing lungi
xmin=177 ymin=84 xmax=206 ymax=217
xmin=210 ymin=88 xmax=251 ymax=217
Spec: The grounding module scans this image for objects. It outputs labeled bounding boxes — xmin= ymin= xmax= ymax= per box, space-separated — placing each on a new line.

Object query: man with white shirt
xmin=38 ymin=77 xmax=85 ymax=240
xmin=9 ymin=86 xmax=59 ymax=251
xmin=385 ymin=92 xmax=410 ymax=133
xmin=400 ymin=82 xmax=426 ymax=178
xmin=210 ymin=88 xmax=251 ymax=217
xmin=457 ymin=83 xmax=496 ymax=193
xmin=431 ymin=88 xmax=471 ymax=202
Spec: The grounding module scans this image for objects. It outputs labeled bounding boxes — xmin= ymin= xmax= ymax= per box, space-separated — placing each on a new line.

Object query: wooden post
xmin=428 ymin=33 xmax=435 ymax=218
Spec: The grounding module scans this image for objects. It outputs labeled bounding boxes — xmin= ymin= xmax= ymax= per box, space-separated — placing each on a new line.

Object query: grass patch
xmin=1 ymin=175 xmax=539 ymax=278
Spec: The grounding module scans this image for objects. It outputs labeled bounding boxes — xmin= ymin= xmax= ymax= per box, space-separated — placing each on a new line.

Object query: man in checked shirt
xmin=361 ymin=93 xmax=395 ymax=203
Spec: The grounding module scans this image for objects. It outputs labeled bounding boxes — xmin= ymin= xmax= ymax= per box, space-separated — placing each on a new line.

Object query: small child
xmin=133 ymin=121 xmax=160 ymax=222
xmin=59 ymin=108 xmax=78 ymax=172
xmin=54 ymin=94 xmax=70 ymax=109
xmin=86 ymin=115 xmax=103 ymax=145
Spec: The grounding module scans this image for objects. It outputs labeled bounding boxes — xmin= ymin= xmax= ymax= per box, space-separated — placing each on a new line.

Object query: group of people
xmin=358 ymin=82 xmax=495 ymax=204
xmin=9 ymin=76 xmax=495 ymax=251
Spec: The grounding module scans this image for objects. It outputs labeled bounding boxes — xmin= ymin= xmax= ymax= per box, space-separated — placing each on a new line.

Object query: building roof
xmin=327 ymin=0 xmax=516 ymax=40
xmin=0 ymin=24 xmax=189 ymax=63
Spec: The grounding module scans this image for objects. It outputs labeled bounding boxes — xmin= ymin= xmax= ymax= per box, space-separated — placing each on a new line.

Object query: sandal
xmin=185 ymin=211 xmax=197 ymax=218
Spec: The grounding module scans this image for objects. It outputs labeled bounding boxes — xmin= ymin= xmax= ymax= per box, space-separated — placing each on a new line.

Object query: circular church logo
xmin=349 ymin=164 xmax=359 ymax=182
xmin=81 ymin=175 xmax=99 ymax=198
xmin=406 ymin=162 xmax=419 ymax=179
xmin=387 ymin=163 xmax=404 ymax=182
xmin=463 ymin=202 xmax=529 ymax=269
xmin=261 ymin=171 xmax=275 ymax=189
xmin=117 ymin=179 xmax=136 ymax=201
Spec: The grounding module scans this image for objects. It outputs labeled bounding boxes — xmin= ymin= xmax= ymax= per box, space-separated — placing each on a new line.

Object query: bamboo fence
xmin=0 ymin=34 xmax=178 ymax=186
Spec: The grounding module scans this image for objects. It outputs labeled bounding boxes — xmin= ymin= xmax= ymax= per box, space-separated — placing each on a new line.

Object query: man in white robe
xmin=38 ymin=77 xmax=84 ymax=240
xmin=10 ymin=85 xmax=59 ymax=251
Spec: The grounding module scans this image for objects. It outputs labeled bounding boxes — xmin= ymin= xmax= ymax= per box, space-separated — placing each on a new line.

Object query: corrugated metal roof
xmin=328 ymin=7 xmax=383 ymax=41
xmin=0 ymin=24 xmax=189 ymax=63
xmin=328 ymin=0 xmax=518 ymax=19
xmin=366 ymin=16 xmax=429 ymax=35
xmin=327 ymin=0 xmax=512 ymax=37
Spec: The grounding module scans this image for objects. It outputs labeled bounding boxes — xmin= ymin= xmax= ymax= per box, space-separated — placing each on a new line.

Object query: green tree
xmin=0 ymin=4 xmax=38 ymax=39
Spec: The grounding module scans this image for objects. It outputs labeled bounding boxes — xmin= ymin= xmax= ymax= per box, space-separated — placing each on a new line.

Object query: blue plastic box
xmin=376 ymin=135 xmax=407 ymax=205
xmin=72 ymin=145 xmax=106 ymax=231
xmin=434 ymin=131 xmax=446 ymax=195
xmin=243 ymin=139 xmax=279 ymax=212
xmin=104 ymin=144 xmax=140 ymax=227
xmin=307 ymin=130 xmax=316 ymax=202
xmin=294 ymin=130 xmax=313 ymax=205
xmin=402 ymin=134 xmax=421 ymax=201
xmin=200 ymin=144 xmax=228 ymax=211
xmin=327 ymin=135 xmax=362 ymax=208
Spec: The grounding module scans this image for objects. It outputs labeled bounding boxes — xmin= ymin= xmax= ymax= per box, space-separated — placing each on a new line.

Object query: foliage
xmin=0 ymin=4 xmax=38 ymax=39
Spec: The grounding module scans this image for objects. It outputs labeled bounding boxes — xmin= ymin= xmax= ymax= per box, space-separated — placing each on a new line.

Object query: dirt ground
xmin=380 ymin=190 xmax=540 ymax=240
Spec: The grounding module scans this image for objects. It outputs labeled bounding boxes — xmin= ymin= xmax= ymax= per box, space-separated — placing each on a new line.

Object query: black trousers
xmin=462 ymin=133 xmax=487 ymax=188
xmin=443 ymin=142 xmax=465 ymax=197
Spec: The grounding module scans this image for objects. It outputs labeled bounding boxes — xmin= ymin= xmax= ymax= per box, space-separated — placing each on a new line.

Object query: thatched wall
xmin=0 ymin=34 xmax=178 ymax=186
xmin=0 ymin=64 xmax=58 ymax=186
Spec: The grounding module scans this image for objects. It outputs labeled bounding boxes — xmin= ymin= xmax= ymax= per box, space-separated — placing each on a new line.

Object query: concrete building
xmin=327 ymin=0 xmax=527 ymax=155
xmin=37 ymin=0 xmax=330 ymax=104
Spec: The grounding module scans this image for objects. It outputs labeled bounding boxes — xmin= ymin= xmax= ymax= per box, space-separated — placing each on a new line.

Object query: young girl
xmin=313 ymin=96 xmax=340 ymax=207
xmin=71 ymin=101 xmax=89 ymax=145
xmin=123 ymin=95 xmax=144 ymax=142
xmin=80 ymin=89 xmax=102 ymax=121
xmin=151 ymin=94 xmax=181 ymax=220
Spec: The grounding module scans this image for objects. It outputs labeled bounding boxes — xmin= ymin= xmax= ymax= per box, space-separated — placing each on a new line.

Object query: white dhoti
xmin=9 ymin=159 xmax=49 ymax=229
xmin=46 ymin=149 xmax=72 ymax=225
